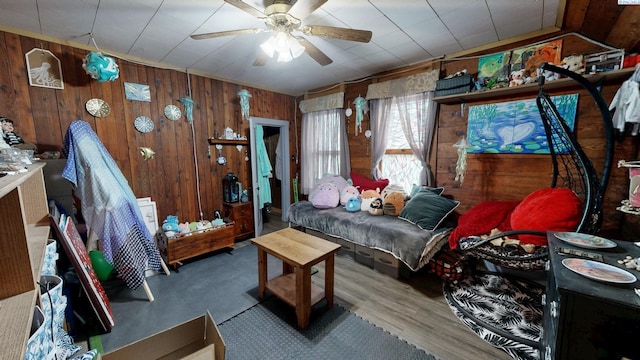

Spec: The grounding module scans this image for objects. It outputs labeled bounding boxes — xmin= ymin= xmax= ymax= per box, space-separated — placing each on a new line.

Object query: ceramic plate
xmin=554 ymin=231 xmax=617 ymax=249
xmin=562 ymin=258 xmax=636 ymax=284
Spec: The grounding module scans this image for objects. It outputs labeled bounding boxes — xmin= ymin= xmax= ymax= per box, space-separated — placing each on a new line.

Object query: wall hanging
xmin=25 ymin=48 xmax=64 ymax=89
xmin=353 ymin=96 xmax=368 ymax=136
xmin=238 ymin=89 xmax=252 ymax=121
xmin=179 ymin=96 xmax=194 ymax=122
xmin=124 ymin=82 xmax=151 ymax=102
xmin=467 ymin=94 xmax=578 ymax=154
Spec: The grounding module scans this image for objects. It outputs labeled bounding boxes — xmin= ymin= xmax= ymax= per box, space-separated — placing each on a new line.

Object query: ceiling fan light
xmin=288 ymin=37 xmax=305 ymax=58
xmin=277 ymin=51 xmax=293 ymax=63
xmin=260 ymin=37 xmax=276 ymax=58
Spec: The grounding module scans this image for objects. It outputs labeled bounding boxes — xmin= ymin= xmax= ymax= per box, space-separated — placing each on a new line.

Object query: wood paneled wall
xmin=333 ymin=34 xmax=637 ymax=235
xmin=0 ymin=30 xmax=296 ymax=224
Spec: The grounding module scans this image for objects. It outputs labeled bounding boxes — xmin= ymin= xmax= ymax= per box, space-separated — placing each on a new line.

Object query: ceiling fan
xmin=191 ymin=0 xmax=372 ymax=66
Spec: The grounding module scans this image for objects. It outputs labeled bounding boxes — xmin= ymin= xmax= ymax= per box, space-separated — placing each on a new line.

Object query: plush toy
xmin=368 ymin=197 xmax=384 ymax=216
xmin=509 ymin=69 xmax=525 ymax=87
xmin=360 ymin=188 xmax=381 ymax=211
xmin=178 ymin=222 xmax=191 ymax=233
xmin=340 ymin=185 xmax=360 ymax=206
xmin=315 ymin=174 xmax=349 ymax=194
xmin=381 ymin=183 xmax=406 ymax=200
xmin=537 ymin=67 xmax=559 ymax=82
xmin=562 ymin=54 xmax=585 ymax=74
xmin=309 ymin=182 xmax=340 ymax=209
xmin=162 ymin=215 xmax=180 ymax=232
xmin=345 ymin=197 xmax=361 ymax=212
xmin=383 ymin=191 xmax=406 ymax=216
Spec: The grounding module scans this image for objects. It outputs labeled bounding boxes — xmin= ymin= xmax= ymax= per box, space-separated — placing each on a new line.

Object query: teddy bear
xmin=562 ymin=54 xmax=585 ymax=74
xmin=162 ymin=215 xmax=180 ymax=232
xmin=509 ymin=69 xmax=525 ymax=87
xmin=382 ymin=191 xmax=406 ymax=216
xmin=360 ymin=188 xmax=381 ymax=212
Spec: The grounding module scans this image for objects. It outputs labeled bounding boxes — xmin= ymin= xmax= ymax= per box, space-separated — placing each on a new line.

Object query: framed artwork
xmin=124 ymin=82 xmax=151 ymax=102
xmin=49 ymin=202 xmax=114 ymax=332
xmin=466 ymin=94 xmax=579 ymax=154
xmin=25 ymin=48 xmax=64 ymax=89
xmin=510 ymin=39 xmax=563 ymax=75
xmin=477 ymin=52 xmax=511 ymax=86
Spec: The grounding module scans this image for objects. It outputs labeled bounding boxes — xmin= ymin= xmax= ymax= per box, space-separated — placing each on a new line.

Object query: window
xmin=380 ymin=98 xmax=422 ymax=194
xmin=300 ymin=109 xmax=350 ymax=194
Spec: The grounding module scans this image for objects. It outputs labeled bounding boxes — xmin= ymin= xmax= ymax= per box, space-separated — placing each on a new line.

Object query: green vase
xmin=89 ymin=250 xmax=114 ymax=281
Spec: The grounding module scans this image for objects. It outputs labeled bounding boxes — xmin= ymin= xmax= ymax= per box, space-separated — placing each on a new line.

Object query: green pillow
xmin=409 ymin=184 xmax=444 ymax=198
xmin=399 ymin=189 xmax=459 ymax=230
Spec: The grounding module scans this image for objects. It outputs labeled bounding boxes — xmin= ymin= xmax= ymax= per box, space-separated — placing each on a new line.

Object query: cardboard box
xmin=100 ymin=312 xmax=225 ymax=360
xmin=354 ymin=244 xmax=374 ymax=268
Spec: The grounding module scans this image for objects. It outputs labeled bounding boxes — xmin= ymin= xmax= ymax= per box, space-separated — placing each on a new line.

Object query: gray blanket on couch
xmin=287 ymin=201 xmax=450 ymax=271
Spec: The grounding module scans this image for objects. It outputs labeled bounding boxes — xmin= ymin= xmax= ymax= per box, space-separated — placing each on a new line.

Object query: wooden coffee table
xmin=251 ymin=227 xmax=341 ymax=328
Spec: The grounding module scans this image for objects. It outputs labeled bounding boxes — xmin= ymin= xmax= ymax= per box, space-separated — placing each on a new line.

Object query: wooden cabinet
xmin=223 ymin=202 xmax=254 ymax=240
xmin=542 ymin=232 xmax=640 ymax=359
xmin=0 ymin=162 xmax=51 ymax=359
xmin=155 ymin=222 xmax=236 ymax=268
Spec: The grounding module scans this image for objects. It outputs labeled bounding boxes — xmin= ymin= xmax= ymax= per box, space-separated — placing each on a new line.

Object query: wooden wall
xmin=331 ymin=34 xmax=637 ymax=236
xmin=0 ymin=30 xmax=296 ymax=224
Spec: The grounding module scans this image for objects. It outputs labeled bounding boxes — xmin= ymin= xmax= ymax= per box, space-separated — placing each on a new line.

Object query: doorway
xmin=249 ymin=117 xmax=291 ymax=237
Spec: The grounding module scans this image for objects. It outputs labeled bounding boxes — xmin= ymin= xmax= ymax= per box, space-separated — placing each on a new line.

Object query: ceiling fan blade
xmin=191 ymin=28 xmax=264 ymax=40
xmin=297 ymin=37 xmax=332 ymax=66
xmin=224 ymin=0 xmax=265 ymax=18
xmin=253 ymin=51 xmax=270 ymax=66
xmin=288 ymin=0 xmax=327 ymax=20
xmin=302 ymin=25 xmax=372 ymax=43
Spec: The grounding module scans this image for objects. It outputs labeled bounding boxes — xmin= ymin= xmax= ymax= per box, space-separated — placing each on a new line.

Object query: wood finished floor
xmin=255 ymin=212 xmax=512 ymax=360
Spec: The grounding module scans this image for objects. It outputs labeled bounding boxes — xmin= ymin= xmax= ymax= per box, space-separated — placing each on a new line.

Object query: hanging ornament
xmin=353 ymin=96 xmax=368 ymax=136
xmin=453 ymin=137 xmax=468 ymax=185
xmin=82 ymin=51 xmax=119 ymax=82
xmin=138 ymin=147 xmax=156 ymax=160
xmin=238 ymin=89 xmax=252 ymax=121
xmin=178 ymin=96 xmax=195 ymax=123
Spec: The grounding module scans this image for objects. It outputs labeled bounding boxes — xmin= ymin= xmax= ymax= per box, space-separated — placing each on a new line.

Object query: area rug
xmin=443 ymin=272 xmax=543 ymax=360
xmin=218 ymin=296 xmax=435 ymax=360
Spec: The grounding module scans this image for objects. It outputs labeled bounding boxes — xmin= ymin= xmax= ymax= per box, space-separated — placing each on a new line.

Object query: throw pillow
xmin=399 ymin=189 xmax=460 ymax=230
xmin=350 ymin=171 xmax=389 ymax=192
xmin=409 ymin=184 xmax=444 ymax=198
xmin=510 ymin=187 xmax=582 ymax=245
xmin=448 ymin=200 xmax=521 ymax=249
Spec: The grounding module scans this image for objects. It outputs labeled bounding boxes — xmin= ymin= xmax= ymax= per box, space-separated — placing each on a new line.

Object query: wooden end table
xmin=251 ymin=227 xmax=341 ymax=328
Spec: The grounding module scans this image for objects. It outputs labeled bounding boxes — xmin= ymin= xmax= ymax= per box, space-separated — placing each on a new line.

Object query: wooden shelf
xmin=207 ymin=138 xmax=248 ymax=145
xmin=434 ymin=67 xmax=634 ymax=104
xmin=266 ymin=273 xmax=325 ymax=308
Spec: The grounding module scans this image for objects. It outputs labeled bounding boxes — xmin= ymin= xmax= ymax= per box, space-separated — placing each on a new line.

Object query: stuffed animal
xmin=162 ymin=215 xmax=180 ymax=232
xmin=315 ymin=174 xmax=349 ymax=194
xmin=562 ymin=54 xmax=585 ymax=74
xmin=345 ymin=197 xmax=361 ymax=212
xmin=309 ymin=182 xmax=340 ymax=209
xmin=368 ymin=197 xmax=384 ymax=216
xmin=537 ymin=67 xmax=559 ymax=82
xmin=509 ymin=69 xmax=525 ymax=87
xmin=340 ymin=185 xmax=360 ymax=206
xmin=360 ymin=188 xmax=381 ymax=211
xmin=383 ymin=191 xmax=406 ymax=216
xmin=381 ymin=183 xmax=406 ymax=200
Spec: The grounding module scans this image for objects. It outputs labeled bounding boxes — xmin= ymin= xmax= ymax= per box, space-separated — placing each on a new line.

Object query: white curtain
xmin=300 ymin=109 xmax=351 ymax=194
xmin=369 ymin=98 xmax=393 ymax=179
xmin=395 ymin=91 xmax=437 ymax=186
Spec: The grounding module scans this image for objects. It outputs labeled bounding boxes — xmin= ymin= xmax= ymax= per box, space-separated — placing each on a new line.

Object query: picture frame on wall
xmin=124 ymin=82 xmax=151 ymax=102
xmin=510 ymin=39 xmax=563 ymax=75
xmin=25 ymin=48 xmax=64 ymax=89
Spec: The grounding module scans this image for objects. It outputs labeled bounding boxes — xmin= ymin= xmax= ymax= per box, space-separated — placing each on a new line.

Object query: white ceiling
xmin=0 ymin=0 xmax=561 ymax=95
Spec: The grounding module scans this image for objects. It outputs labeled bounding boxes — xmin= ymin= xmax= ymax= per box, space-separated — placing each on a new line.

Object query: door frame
xmin=249 ymin=117 xmax=291 ymax=237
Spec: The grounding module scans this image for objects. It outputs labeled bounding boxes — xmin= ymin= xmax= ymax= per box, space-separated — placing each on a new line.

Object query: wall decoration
xmin=353 ymin=96 xmax=367 ymax=136
xmin=124 ymin=82 xmax=151 ymax=102
xmin=134 ymin=116 xmax=155 ymax=133
xmin=466 ymin=94 xmax=578 ymax=154
xmin=164 ymin=104 xmax=181 ymax=121
xmin=85 ymin=98 xmax=111 ymax=117
xmin=510 ymin=39 xmax=563 ymax=75
xmin=477 ymin=52 xmax=511 ymax=88
xmin=238 ymin=89 xmax=252 ymax=120
xmin=25 ymin=48 xmax=64 ymax=89
xmin=82 ymin=51 xmax=119 ymax=82
xmin=139 ymin=147 xmax=156 ymax=160
xmin=179 ymin=96 xmax=194 ymax=122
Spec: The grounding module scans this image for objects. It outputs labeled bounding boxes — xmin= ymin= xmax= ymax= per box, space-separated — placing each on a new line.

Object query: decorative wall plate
xmin=134 ymin=116 xmax=154 ymax=133
xmin=164 ymin=104 xmax=181 ymax=121
xmin=85 ymin=98 xmax=111 ymax=117
xmin=345 ymin=108 xmax=353 ymax=117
